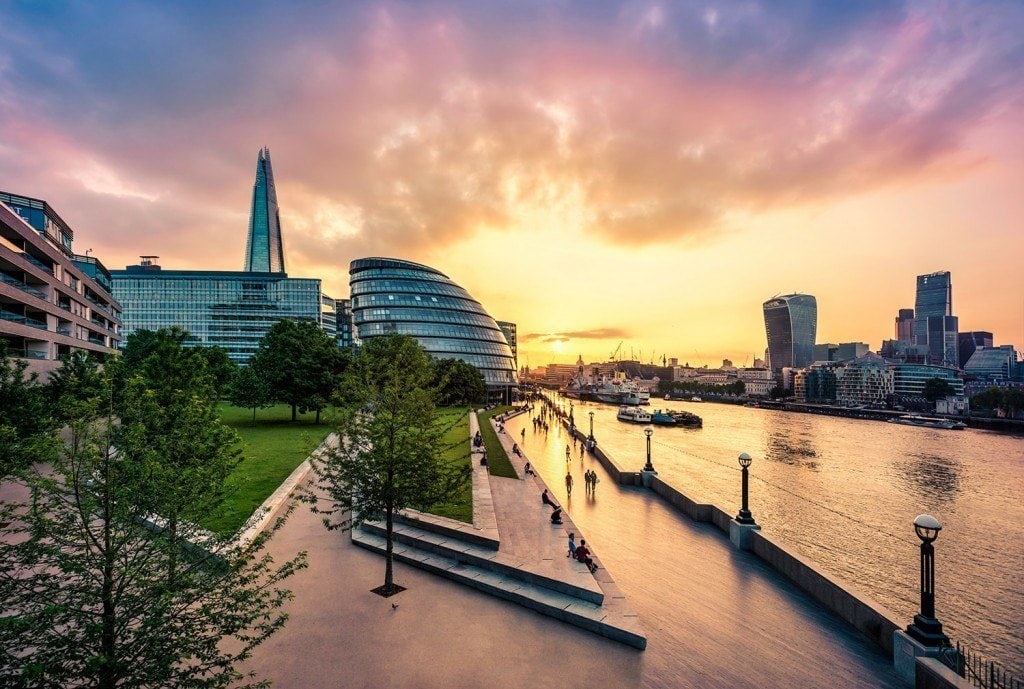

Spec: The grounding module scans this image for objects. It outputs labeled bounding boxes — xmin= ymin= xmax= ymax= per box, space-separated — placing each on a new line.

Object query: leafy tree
xmin=432 ymin=357 xmax=486 ymax=406
xmin=309 ymin=334 xmax=469 ymax=596
xmin=970 ymin=387 xmax=1004 ymax=412
xmin=0 ymin=360 xmax=305 ymax=688
xmin=0 ymin=342 xmax=55 ymax=476
xmin=195 ymin=345 xmax=238 ymax=399
xmin=229 ymin=364 xmax=273 ymax=425
xmin=47 ymin=351 xmax=106 ymax=421
xmin=922 ymin=377 xmax=956 ymax=402
xmin=250 ymin=320 xmax=343 ymax=422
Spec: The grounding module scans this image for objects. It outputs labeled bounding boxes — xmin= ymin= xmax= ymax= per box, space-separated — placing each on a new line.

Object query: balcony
xmin=9 ymin=348 xmax=48 ymax=360
xmin=0 ymin=307 xmax=48 ymax=330
xmin=18 ymin=252 xmax=53 ymax=274
xmin=0 ymin=271 xmax=47 ymax=299
xmin=87 ymin=334 xmax=106 ymax=346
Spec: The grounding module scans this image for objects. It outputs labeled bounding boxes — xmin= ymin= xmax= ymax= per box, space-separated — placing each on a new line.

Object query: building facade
xmin=349 ymin=257 xmax=517 ymax=399
xmin=244 ymin=147 xmax=286 ymax=274
xmin=496 ymin=320 xmax=517 ymax=370
xmin=926 ymin=315 xmax=959 ymax=369
xmin=336 ymin=297 xmax=354 ymax=349
xmin=895 ymin=308 xmax=915 ymax=344
xmin=763 ymin=293 xmax=817 ymax=375
xmin=835 ymin=354 xmax=894 ymax=405
xmin=111 ymin=261 xmax=320 ymax=363
xmin=793 ymin=362 xmax=840 ymax=403
xmin=964 ymin=345 xmax=1020 ymax=381
xmin=0 ymin=192 xmax=121 ymax=376
xmin=891 ymin=363 xmax=964 ymax=398
xmin=958 ymin=331 xmax=993 ymax=369
xmin=913 ymin=271 xmax=952 ymax=346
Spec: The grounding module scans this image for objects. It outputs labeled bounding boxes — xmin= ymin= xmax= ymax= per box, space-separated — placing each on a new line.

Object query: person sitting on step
xmin=574 ymin=539 xmax=598 ymax=573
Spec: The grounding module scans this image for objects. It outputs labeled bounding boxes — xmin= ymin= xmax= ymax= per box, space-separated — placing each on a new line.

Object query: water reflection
xmin=765 ymin=427 xmax=820 ymax=469
xmin=891 ymin=452 xmax=963 ymax=504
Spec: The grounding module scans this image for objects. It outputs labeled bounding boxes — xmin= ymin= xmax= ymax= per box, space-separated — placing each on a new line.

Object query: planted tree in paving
xmin=309 ymin=334 xmax=469 ymax=596
xmin=0 ymin=354 xmax=306 ymax=688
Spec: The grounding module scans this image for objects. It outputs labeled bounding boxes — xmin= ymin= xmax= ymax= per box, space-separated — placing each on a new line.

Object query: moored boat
xmin=617 ymin=406 xmax=652 ymax=423
xmin=888 ymin=415 xmax=966 ymax=430
xmin=649 ymin=409 xmax=703 ymax=428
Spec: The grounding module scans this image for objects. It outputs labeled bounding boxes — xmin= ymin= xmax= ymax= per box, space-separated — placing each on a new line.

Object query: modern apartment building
xmin=0 ymin=192 xmax=121 ymax=376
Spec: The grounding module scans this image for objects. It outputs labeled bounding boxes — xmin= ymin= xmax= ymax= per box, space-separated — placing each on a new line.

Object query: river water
xmin=543 ymin=394 xmax=1024 ymax=677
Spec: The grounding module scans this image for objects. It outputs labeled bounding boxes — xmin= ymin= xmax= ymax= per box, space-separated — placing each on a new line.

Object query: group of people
xmin=541 ymin=489 xmax=563 ymax=524
xmin=583 ymin=469 xmax=599 ymax=493
xmin=566 ymin=532 xmax=598 ymax=573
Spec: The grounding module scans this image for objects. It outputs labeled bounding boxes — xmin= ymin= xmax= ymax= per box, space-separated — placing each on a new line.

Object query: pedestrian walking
xmin=565 ymin=471 xmax=573 ymax=496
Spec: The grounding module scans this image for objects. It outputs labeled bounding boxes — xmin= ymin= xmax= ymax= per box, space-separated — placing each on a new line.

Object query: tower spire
xmin=244 ymin=147 xmax=286 ymax=273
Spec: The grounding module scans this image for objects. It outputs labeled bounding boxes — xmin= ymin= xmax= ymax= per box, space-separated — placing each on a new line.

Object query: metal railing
xmin=0 ymin=308 xmax=48 ymax=330
xmin=0 ymin=271 xmax=47 ymax=299
xmin=18 ymin=252 xmax=52 ymax=273
xmin=938 ymin=642 xmax=1022 ymax=689
xmin=9 ymin=348 xmax=48 ymax=360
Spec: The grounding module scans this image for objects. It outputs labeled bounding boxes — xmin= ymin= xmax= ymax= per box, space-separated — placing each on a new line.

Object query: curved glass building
xmin=349 ymin=257 xmax=517 ymax=398
xmin=763 ymin=293 xmax=817 ymax=373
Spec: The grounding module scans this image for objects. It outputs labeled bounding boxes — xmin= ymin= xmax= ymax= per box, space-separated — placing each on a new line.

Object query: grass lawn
xmin=203 ymin=403 xmax=333 ymax=537
xmin=425 ymin=406 xmax=473 ymax=524
xmin=476 ymin=406 xmax=518 ymax=479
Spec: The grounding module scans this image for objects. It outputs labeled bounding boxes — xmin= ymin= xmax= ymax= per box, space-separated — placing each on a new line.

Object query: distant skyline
xmin=2 ymin=1 xmax=1023 ymax=367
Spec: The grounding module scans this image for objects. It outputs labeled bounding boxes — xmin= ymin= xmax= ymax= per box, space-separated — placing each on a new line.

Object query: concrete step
xmin=351 ymin=529 xmax=646 ymax=650
xmin=394 ymin=509 xmax=500 ymax=551
xmin=359 ymin=519 xmax=604 ymax=605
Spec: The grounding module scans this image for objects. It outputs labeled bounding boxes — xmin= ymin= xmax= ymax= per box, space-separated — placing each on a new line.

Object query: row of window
xmin=350 ymin=279 xmax=473 ymax=300
xmin=354 ymin=307 xmax=502 ymax=331
xmin=355 ymin=321 xmax=510 ymax=345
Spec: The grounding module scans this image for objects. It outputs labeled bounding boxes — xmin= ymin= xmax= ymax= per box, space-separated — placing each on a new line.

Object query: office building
xmin=895 ymin=308 xmax=914 ymax=344
xmin=112 ymin=259 xmax=320 ymax=363
xmin=891 ymin=363 xmax=963 ymax=398
xmin=497 ymin=321 xmax=517 ymax=370
xmin=836 ymin=342 xmax=870 ymax=361
xmin=336 ymin=298 xmax=354 ymax=349
xmin=964 ymin=346 xmax=1020 ymax=381
xmin=349 ymin=257 xmax=517 ymax=400
xmin=958 ymin=331 xmax=993 ymax=370
xmin=763 ymin=293 xmax=817 ymax=374
xmin=835 ymin=353 xmax=893 ymax=406
xmin=111 ymin=149 xmax=321 ymax=363
xmin=244 ymin=147 xmax=286 ymax=274
xmin=0 ymin=192 xmax=121 ymax=376
xmin=321 ymin=294 xmax=338 ymax=337
xmin=913 ymin=271 xmax=952 ymax=346
xmin=926 ymin=315 xmax=959 ymax=369
xmin=812 ymin=343 xmax=837 ymax=362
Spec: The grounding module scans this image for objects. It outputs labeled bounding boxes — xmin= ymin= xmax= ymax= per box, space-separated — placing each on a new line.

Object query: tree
xmin=0 ymin=360 xmax=305 ymax=688
xmin=250 ymin=320 xmax=343 ymax=422
xmin=922 ymin=377 xmax=956 ymax=402
xmin=309 ymin=334 xmax=469 ymax=596
xmin=195 ymin=345 xmax=238 ymax=399
xmin=47 ymin=351 xmax=107 ymax=422
xmin=432 ymin=357 xmax=487 ymax=406
xmin=0 ymin=342 xmax=55 ymax=476
xmin=970 ymin=386 xmax=1004 ymax=412
xmin=229 ymin=364 xmax=273 ymax=425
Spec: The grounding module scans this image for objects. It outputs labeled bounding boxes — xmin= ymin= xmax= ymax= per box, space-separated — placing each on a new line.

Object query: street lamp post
xmin=643 ymin=427 xmax=655 ymax=472
xmin=906 ymin=514 xmax=949 ymax=647
xmin=588 ymin=411 xmax=595 ymax=442
xmin=735 ymin=452 xmax=756 ymax=525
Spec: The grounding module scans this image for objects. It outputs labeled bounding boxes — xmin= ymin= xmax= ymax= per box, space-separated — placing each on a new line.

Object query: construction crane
xmin=610 ymin=341 xmax=623 ymax=363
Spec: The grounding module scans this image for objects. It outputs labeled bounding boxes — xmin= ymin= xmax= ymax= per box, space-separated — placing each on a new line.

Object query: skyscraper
xmin=763 ymin=294 xmax=817 ymax=374
xmin=244 ymin=147 xmax=286 ymax=273
xmin=895 ymin=308 xmax=914 ymax=343
xmin=958 ymin=331 xmax=993 ymax=369
xmin=913 ymin=272 xmax=951 ymax=346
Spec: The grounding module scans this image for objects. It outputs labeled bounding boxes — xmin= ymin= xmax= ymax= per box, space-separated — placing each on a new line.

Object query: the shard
xmin=244 ymin=147 xmax=286 ymax=273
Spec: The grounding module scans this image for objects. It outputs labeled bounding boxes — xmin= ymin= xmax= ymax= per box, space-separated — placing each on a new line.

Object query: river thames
xmin=540 ymin=394 xmax=1024 ymax=676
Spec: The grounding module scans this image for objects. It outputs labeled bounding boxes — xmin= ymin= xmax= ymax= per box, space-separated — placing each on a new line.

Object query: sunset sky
xmin=2 ymin=1 xmax=1022 ymax=367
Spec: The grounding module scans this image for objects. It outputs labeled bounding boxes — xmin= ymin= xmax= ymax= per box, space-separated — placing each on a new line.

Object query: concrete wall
xmin=746 ymin=530 xmax=901 ymax=656
xmin=915 ymin=658 xmax=973 ymax=689
xmin=584 ymin=422 xmax=902 ymax=657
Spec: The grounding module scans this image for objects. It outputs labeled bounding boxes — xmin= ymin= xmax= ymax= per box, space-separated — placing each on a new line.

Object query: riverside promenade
xmin=243 ymin=408 xmax=905 ymax=688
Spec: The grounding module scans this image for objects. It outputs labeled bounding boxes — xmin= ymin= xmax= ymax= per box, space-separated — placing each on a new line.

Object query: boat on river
xmin=650 ymin=409 xmax=703 ymax=428
xmin=617 ymin=407 xmax=652 ymax=423
xmin=690 ymin=396 xmax=703 ymax=403
xmin=565 ymin=371 xmax=650 ymax=406
xmin=888 ymin=415 xmax=966 ymax=430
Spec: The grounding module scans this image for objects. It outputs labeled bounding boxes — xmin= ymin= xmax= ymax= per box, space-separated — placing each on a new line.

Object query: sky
xmin=2 ymin=1 xmax=1023 ymax=368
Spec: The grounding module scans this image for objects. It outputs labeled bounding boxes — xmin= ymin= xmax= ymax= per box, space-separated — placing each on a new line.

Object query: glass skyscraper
xmin=349 ymin=257 xmax=517 ymax=398
xmin=244 ymin=148 xmax=286 ymax=274
xmin=763 ymin=293 xmax=817 ymax=373
xmin=112 ymin=149 xmax=321 ymax=363
xmin=913 ymin=271 xmax=952 ymax=346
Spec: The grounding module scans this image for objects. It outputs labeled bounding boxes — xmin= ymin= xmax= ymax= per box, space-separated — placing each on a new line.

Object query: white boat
xmin=888 ymin=415 xmax=966 ymax=430
xmin=617 ymin=406 xmax=652 ymax=423
xmin=690 ymin=396 xmax=703 ymax=403
xmin=567 ymin=370 xmax=649 ymax=405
